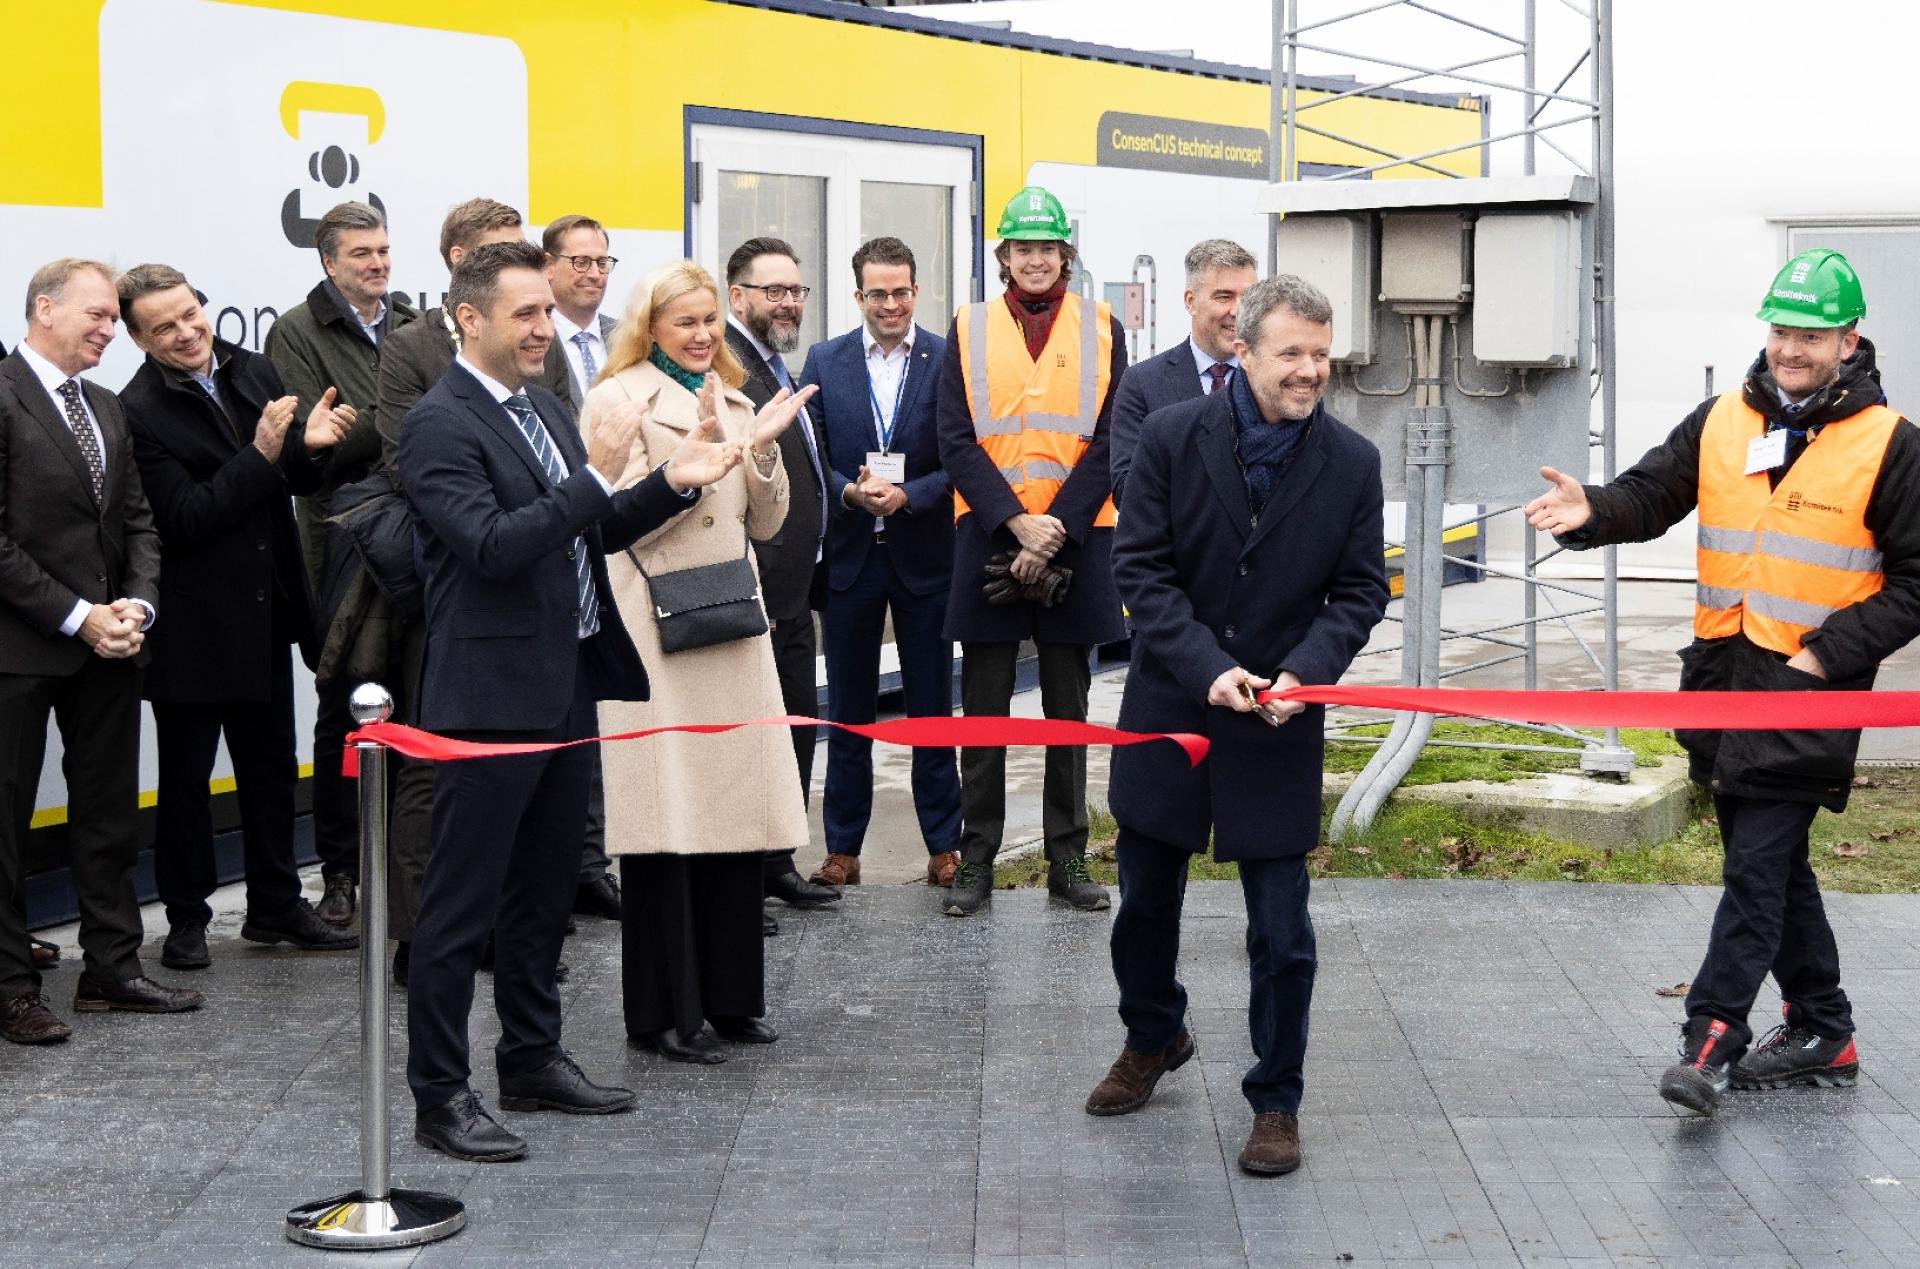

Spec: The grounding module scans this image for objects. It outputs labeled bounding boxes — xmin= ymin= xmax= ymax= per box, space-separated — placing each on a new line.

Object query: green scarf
xmin=649 ymin=345 xmax=706 ymax=393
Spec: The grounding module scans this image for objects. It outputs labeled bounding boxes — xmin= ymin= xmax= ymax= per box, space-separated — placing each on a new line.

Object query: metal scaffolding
xmin=1263 ymin=0 xmax=1628 ymax=836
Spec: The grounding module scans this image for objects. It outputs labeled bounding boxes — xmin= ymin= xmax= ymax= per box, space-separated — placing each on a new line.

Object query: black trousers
xmin=387 ymin=619 xmax=434 ymax=944
xmin=0 ymin=659 xmax=146 ymax=997
xmin=620 ymin=852 xmax=765 ymax=1037
xmin=405 ymin=662 xmax=596 ymax=1112
xmin=958 ymin=641 xmax=1091 ymax=862
xmin=762 ymin=609 xmax=817 ymax=881
xmin=150 ymin=639 xmax=302 ymax=928
xmin=1111 ymin=826 xmax=1317 ymax=1114
xmin=309 ymin=671 xmax=360 ymax=884
xmin=1686 ymin=793 xmax=1851 ymax=1046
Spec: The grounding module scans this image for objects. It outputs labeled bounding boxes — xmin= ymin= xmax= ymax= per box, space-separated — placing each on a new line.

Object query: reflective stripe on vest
xmin=954 ymin=293 xmax=1117 ymax=528
xmin=1693 ymin=391 xmax=1902 ymax=655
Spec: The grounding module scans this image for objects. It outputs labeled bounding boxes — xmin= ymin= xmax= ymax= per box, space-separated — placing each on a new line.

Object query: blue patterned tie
xmin=573 ymin=331 xmax=599 ymax=387
xmin=504 ymin=394 xmax=600 ymax=639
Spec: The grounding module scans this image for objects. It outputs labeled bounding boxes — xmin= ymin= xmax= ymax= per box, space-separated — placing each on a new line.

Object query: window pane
xmin=861 ymin=181 xmax=953 ymax=339
xmin=717 ymin=170 xmax=827 ymax=360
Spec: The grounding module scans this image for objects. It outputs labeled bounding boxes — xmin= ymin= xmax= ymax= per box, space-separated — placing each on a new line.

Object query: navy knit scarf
xmin=1227 ymin=368 xmax=1313 ymax=514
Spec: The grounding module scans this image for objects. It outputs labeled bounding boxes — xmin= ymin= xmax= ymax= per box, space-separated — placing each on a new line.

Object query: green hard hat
xmin=995 ymin=185 xmax=1071 ymax=241
xmin=1755 ymin=248 xmax=1866 ymax=328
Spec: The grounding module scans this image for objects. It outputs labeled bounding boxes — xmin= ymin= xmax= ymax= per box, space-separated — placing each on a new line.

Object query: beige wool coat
xmin=582 ymin=359 xmax=808 ymax=857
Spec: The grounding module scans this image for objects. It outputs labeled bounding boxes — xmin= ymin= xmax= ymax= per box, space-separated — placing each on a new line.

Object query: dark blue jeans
xmin=822 ymin=543 xmax=960 ymax=856
xmin=1686 ymin=793 xmax=1851 ymax=1046
xmin=1111 ymin=825 xmax=1316 ymax=1114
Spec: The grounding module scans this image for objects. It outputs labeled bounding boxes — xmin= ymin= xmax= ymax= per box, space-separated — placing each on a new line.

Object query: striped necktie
xmin=503 ymin=394 xmax=600 ymax=639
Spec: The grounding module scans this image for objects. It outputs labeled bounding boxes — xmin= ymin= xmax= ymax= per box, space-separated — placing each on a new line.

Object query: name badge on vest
xmin=866 ymin=451 xmax=907 ymax=483
xmin=1746 ymin=430 xmax=1788 ymax=475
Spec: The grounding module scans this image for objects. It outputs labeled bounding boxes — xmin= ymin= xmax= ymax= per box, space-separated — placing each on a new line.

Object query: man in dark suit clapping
xmin=117 ymin=263 xmax=362 ymax=971
xmin=398 ymin=240 xmax=740 ymax=1161
xmin=1088 ymin=276 xmax=1388 ymax=1179
xmin=0 ymin=259 xmax=202 ymax=1045
xmin=1109 ymin=239 xmax=1257 ymax=504
xmin=799 ymin=237 xmax=961 ymax=889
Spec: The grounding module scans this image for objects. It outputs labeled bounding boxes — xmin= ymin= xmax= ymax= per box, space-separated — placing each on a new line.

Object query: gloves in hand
xmin=982 ymin=553 xmax=1074 ymax=608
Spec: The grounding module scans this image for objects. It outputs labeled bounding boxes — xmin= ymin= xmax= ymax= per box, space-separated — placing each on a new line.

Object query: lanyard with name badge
xmin=1745 ymin=426 xmax=1792 ymax=475
xmin=865 ymin=354 xmax=909 ymax=484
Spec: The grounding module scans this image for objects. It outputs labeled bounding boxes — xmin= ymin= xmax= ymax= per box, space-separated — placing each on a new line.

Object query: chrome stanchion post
xmin=286 ymin=683 xmax=465 ymax=1251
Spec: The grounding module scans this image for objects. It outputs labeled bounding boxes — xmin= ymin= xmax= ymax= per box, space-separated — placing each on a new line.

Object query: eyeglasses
xmin=558 ymin=255 xmax=618 ymax=274
xmin=859 ymin=288 xmax=916 ymax=305
xmin=738 ymin=283 xmax=810 ymax=302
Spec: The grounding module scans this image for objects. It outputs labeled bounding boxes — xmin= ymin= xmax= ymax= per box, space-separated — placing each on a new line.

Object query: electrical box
xmin=1272 ymin=213 xmax=1374 ymax=364
xmin=1379 ymin=213 xmax=1468 ymax=305
xmin=1102 ymin=281 xmax=1146 ymax=331
xmin=1472 ymin=212 xmax=1580 ymax=367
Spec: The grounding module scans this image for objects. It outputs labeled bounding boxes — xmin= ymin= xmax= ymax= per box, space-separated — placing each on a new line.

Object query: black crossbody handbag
xmin=628 ymin=541 xmax=769 ymax=653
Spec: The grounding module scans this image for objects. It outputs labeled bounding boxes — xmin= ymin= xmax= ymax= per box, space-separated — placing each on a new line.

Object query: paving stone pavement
xmin=10 ymin=879 xmax=1920 ymax=1267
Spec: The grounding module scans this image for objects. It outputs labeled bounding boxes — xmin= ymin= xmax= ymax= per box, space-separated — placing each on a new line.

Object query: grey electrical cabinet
xmin=1271 ymin=213 xmax=1374 ymax=363
xmin=1472 ymin=212 xmax=1580 ymax=367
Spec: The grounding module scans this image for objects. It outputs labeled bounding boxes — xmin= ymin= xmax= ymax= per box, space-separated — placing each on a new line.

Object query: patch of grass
xmin=1323 ymin=722 xmax=1682 ymax=785
xmin=991 ymin=768 xmax=1920 ymax=893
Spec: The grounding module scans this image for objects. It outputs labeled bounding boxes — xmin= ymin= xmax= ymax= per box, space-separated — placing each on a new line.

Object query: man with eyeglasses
xmin=724 ymin=237 xmax=840 ymax=922
xmin=543 ymin=215 xmax=619 ymax=412
xmin=798 ymin=237 xmax=961 ymax=892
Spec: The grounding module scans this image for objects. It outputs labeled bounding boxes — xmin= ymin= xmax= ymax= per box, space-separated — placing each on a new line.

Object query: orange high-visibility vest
xmin=1695 ymin=391 xmax=1902 ymax=655
xmin=953 ymin=292 xmax=1118 ymax=528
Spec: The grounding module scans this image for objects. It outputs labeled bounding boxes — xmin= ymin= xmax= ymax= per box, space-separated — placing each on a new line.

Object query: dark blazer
xmin=0 ymin=349 xmax=161 ymax=676
xmin=121 ymin=340 xmax=322 ymax=703
xmin=396 ymin=361 xmax=691 ymax=733
xmin=376 ymin=306 xmax=572 ymax=485
xmin=798 ymin=324 xmax=952 ymax=596
xmin=1110 ymin=336 xmax=1209 ymax=504
xmin=1108 ymin=391 xmax=1388 ymax=861
xmin=934 ymin=304 xmax=1128 ymax=646
xmin=557 ymin=313 xmax=619 ymax=411
xmin=728 ymin=321 xmax=827 ymax=617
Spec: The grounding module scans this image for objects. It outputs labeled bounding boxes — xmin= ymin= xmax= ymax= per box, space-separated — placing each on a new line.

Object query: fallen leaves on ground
xmin=1832 ymin=840 xmax=1870 ymax=859
xmin=1654 ymin=982 xmax=1690 ymax=998
xmin=1441 ymin=836 xmax=1485 ymax=872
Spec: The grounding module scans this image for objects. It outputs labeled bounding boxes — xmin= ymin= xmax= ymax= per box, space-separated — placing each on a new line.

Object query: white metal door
xmin=691 ymin=123 xmax=972 ymax=366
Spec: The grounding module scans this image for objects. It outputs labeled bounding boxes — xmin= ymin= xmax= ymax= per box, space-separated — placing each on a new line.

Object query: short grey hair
xmin=1184 ymin=238 xmax=1257 ymax=289
xmin=1236 ymin=274 xmax=1333 ymax=349
xmin=23 ymin=258 xmax=114 ymax=322
xmin=315 ymin=200 xmax=386 ymax=264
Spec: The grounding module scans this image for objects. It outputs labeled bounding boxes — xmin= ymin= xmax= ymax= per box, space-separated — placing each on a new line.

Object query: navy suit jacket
xmin=396 ymin=361 xmax=691 ymax=733
xmin=1108 ymin=390 xmax=1388 ymax=861
xmin=1110 ymin=336 xmax=1208 ymax=505
xmin=799 ymin=324 xmax=952 ymax=596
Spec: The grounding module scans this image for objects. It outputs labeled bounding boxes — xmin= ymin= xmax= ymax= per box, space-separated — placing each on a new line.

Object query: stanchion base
xmin=285 ymin=1189 xmax=465 ymax=1250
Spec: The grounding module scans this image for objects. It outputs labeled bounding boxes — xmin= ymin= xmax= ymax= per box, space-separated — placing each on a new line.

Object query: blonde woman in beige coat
xmin=582 ymin=260 xmax=817 ymax=1065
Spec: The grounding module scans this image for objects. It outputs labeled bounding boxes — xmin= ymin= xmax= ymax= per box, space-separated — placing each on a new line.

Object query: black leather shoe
xmin=392 ymin=941 xmax=410 ymax=989
xmin=630 ymin=1026 xmax=727 ymax=1064
xmin=315 ymin=874 xmax=356 ymax=927
xmin=711 ymin=1016 xmax=779 ymax=1044
xmin=2 ymin=992 xmax=71 ymax=1044
xmin=765 ymin=866 xmax=841 ymax=908
xmin=242 ymin=899 xmax=360 ymax=951
xmin=72 ymin=975 xmax=203 ymax=1014
xmin=161 ymin=923 xmax=210 ymax=970
xmin=498 ymin=1053 xmax=634 ymax=1114
xmin=573 ymin=872 xmax=622 ymax=920
xmin=763 ymin=912 xmax=778 ymax=937
xmin=415 ymin=1089 xmax=526 ymax=1163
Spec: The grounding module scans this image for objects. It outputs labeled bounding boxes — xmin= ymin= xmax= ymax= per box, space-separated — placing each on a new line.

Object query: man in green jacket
xmin=265 ymin=199 xmax=419 ymax=927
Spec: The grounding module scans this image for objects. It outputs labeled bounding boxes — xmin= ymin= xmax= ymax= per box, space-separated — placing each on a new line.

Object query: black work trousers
xmin=958 ymin=641 xmax=1091 ymax=863
xmin=1685 ymin=793 xmax=1852 ymax=1047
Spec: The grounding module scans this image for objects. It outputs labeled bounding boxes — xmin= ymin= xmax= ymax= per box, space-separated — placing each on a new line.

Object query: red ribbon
xmin=1264 ymin=684 xmax=1920 ymax=730
xmin=342 ymin=714 xmax=1209 ymax=776
xmin=342 ymin=686 xmax=1920 ymax=777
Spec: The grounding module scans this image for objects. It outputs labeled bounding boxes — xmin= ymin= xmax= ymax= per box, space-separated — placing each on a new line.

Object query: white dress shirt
xmin=860 ymin=325 xmax=918 ymax=527
xmin=551 ymin=309 xmax=607 ymax=399
xmin=17 ymin=341 xmax=156 ymax=636
xmin=454 ymin=354 xmax=610 ymax=495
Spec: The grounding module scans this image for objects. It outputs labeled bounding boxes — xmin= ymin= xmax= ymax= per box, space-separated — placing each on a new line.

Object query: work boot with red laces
xmin=1658 ymin=1015 xmax=1741 ymax=1116
xmin=1733 ymin=1005 xmax=1859 ymax=1091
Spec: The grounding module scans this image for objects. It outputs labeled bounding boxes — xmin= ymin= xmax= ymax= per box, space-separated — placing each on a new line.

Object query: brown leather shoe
xmin=29 ymin=936 xmax=60 ymax=968
xmin=1237 ymin=1112 xmax=1302 ymax=1176
xmin=926 ymin=851 xmax=960 ymax=888
xmin=1084 ymin=1028 xmax=1196 ymax=1116
xmin=810 ymin=854 xmax=861 ymax=887
xmin=72 ymin=975 xmax=204 ymax=1014
xmin=2 ymin=992 xmax=71 ymax=1044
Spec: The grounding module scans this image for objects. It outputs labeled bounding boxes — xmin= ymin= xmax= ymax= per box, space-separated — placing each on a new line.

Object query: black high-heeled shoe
xmin=629 ymin=1025 xmax=726 ymax=1064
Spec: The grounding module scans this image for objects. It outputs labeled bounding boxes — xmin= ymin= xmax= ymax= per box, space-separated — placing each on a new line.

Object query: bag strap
xmin=616 ymin=371 xmax=754 ymax=581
